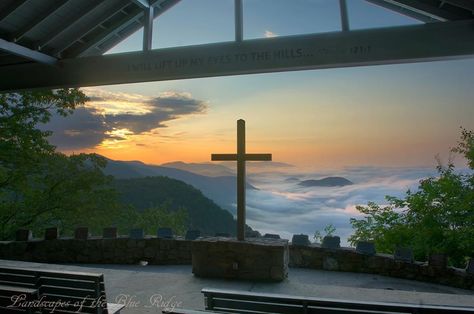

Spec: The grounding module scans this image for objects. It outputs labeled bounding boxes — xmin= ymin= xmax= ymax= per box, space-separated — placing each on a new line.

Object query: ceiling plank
xmin=66 ymin=0 xmax=180 ymax=58
xmin=51 ymin=0 xmax=131 ymax=56
xmin=37 ymin=0 xmax=105 ymax=50
xmin=0 ymin=0 xmax=28 ymax=22
xmin=69 ymin=7 xmax=142 ymax=57
xmin=1 ymin=20 xmax=473 ymax=92
xmin=442 ymin=0 xmax=474 ymax=12
xmin=12 ymin=0 xmax=69 ymax=42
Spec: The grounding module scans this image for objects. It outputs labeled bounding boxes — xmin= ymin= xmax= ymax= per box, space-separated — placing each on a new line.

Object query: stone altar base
xmin=192 ymin=237 xmax=289 ymax=281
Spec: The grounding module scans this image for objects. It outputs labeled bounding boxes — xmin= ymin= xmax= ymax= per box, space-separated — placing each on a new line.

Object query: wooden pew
xmin=0 ymin=284 xmax=38 ymax=313
xmin=198 ymin=288 xmax=474 ymax=314
xmin=0 ymin=266 xmax=123 ymax=314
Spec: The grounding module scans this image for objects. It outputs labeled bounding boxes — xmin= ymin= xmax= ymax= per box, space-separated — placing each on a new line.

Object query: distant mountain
xmin=161 ymin=161 xmax=234 ymax=177
xmin=299 ymin=177 xmax=353 ymax=187
xmin=114 ymin=176 xmax=236 ymax=236
xmin=103 ymin=158 xmax=255 ymax=213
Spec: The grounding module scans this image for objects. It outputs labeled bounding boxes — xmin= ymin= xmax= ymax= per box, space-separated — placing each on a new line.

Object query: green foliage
xmin=0 ymin=89 xmax=188 ymax=239
xmin=0 ymin=89 xmax=85 ymax=155
xmin=0 ymin=152 xmax=122 ymax=238
xmin=113 ymin=176 xmax=237 ymax=235
xmin=314 ymin=223 xmax=336 ymax=242
xmin=349 ymin=128 xmax=474 ymax=267
xmin=0 ymin=89 xmax=120 ymax=238
xmin=453 ymin=128 xmax=474 ymax=169
xmin=115 ymin=205 xmax=188 ymax=236
xmin=348 ymin=202 xmax=411 ymax=252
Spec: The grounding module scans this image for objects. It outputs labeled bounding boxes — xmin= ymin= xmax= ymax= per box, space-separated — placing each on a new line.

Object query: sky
xmin=47 ymin=0 xmax=474 ymax=169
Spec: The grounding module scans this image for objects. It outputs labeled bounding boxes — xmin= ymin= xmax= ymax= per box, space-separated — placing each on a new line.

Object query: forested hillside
xmin=114 ymin=176 xmax=237 ymax=236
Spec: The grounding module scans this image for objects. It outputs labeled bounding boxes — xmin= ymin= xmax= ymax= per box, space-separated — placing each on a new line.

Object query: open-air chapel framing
xmin=0 ymin=0 xmax=473 ymax=91
xmin=0 ymin=1 xmax=473 ymax=313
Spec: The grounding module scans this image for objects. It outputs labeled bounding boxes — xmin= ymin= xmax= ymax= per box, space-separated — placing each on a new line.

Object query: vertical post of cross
xmin=237 ymin=119 xmax=246 ymax=241
xmin=211 ymin=119 xmax=272 ymax=241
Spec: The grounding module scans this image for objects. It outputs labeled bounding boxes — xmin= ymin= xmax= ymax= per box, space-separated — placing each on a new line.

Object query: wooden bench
xmin=0 ymin=266 xmax=124 ymax=314
xmin=165 ymin=288 xmax=474 ymax=314
xmin=0 ymin=284 xmax=38 ymax=313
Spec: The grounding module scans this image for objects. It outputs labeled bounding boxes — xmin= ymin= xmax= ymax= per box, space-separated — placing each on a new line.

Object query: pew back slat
xmin=202 ymin=288 xmax=474 ymax=314
xmin=0 ymin=284 xmax=38 ymax=314
xmin=0 ymin=266 xmax=122 ymax=314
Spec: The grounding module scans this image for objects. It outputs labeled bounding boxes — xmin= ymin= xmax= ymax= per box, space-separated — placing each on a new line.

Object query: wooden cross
xmin=211 ymin=119 xmax=272 ymax=241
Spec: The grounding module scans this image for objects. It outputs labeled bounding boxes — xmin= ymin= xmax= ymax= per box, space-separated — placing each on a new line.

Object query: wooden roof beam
xmin=0 ymin=38 xmax=57 ymax=65
xmin=365 ymin=0 xmax=466 ymax=21
xmin=1 ymin=20 xmax=473 ymax=91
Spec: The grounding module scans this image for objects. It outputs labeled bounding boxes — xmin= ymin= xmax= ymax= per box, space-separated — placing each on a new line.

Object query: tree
xmin=0 ymin=90 xmax=121 ymax=239
xmin=116 ymin=205 xmax=188 ymax=236
xmin=1 ymin=90 xmax=85 ymax=191
xmin=1 ymin=89 xmax=189 ymax=239
xmin=349 ymin=128 xmax=474 ymax=267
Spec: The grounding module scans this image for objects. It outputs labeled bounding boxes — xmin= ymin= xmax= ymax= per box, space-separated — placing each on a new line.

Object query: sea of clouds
xmin=243 ymin=166 xmax=439 ymax=246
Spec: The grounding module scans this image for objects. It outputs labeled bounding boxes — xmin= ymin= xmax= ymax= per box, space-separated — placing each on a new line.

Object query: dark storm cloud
xmin=45 ymin=107 xmax=111 ymax=150
xmin=43 ymin=91 xmax=207 ymax=150
xmin=105 ymin=94 xmax=207 ymax=133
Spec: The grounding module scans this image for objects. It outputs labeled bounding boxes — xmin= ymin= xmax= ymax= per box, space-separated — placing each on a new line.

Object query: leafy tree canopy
xmin=349 ymin=128 xmax=474 ymax=267
xmin=0 ymin=89 xmax=187 ymax=239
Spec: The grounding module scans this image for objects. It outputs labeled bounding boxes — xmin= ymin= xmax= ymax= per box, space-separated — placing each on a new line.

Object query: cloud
xmin=44 ymin=89 xmax=207 ymax=150
xmin=105 ymin=92 xmax=206 ymax=133
xmin=46 ymin=107 xmax=110 ymax=150
xmin=264 ymin=30 xmax=278 ymax=38
xmin=244 ymin=166 xmax=436 ymax=245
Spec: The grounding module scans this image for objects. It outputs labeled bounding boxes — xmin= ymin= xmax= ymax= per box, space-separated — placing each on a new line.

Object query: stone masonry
xmin=0 ymin=234 xmax=472 ymax=289
xmin=192 ymin=237 xmax=289 ymax=281
xmin=0 ymin=237 xmax=191 ymax=265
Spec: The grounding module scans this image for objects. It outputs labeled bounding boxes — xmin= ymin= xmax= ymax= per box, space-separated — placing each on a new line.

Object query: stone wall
xmin=0 ymin=236 xmax=472 ymax=290
xmin=0 ymin=237 xmax=191 ymax=265
xmin=290 ymin=245 xmax=474 ymax=290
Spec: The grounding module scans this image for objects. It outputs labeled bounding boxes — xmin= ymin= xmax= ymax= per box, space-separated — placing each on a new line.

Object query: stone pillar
xmin=428 ymin=253 xmax=447 ymax=269
xmin=44 ymin=227 xmax=58 ymax=240
xmin=74 ymin=227 xmax=89 ymax=240
xmin=192 ymin=237 xmax=289 ymax=281
xmin=467 ymin=258 xmax=474 ymax=274
xmin=356 ymin=241 xmax=376 ymax=255
xmin=16 ymin=229 xmax=32 ymax=241
xmin=291 ymin=234 xmax=310 ymax=246
xmin=394 ymin=247 xmax=414 ymax=263
xmin=103 ymin=227 xmax=117 ymax=239
xmin=322 ymin=236 xmax=340 ymax=249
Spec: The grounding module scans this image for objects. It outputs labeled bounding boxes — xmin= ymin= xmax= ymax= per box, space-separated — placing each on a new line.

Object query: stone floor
xmin=1 ymin=259 xmax=473 ymax=314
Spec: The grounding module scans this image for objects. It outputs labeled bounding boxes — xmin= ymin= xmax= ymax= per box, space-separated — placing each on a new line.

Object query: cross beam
xmin=211 ymin=154 xmax=272 ymax=161
xmin=211 ymin=120 xmax=272 ymax=241
xmin=1 ymin=20 xmax=474 ymax=92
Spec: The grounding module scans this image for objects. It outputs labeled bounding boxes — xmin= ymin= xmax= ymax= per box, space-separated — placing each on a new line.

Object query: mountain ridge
xmin=299 ymin=176 xmax=353 ymax=187
xmin=103 ymin=158 xmax=255 ymax=213
xmin=114 ymin=176 xmax=237 ymax=236
xmin=160 ymin=161 xmax=234 ymax=177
